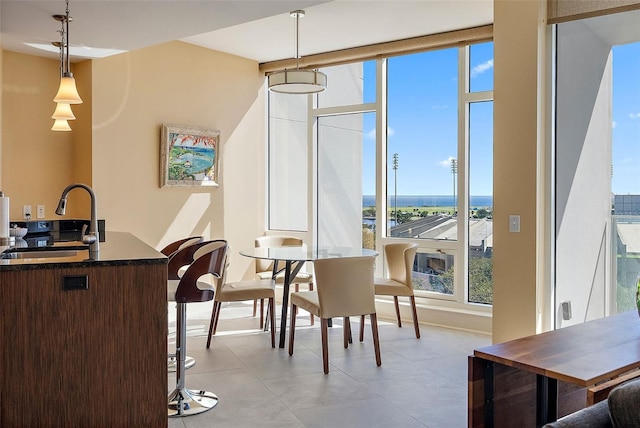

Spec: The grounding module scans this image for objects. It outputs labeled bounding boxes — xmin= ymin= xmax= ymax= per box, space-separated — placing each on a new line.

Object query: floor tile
xmin=163 ymin=301 xmax=490 ymax=428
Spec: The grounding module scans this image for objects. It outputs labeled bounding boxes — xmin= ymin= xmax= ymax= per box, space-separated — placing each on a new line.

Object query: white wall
xmin=555 ymin=20 xmax=613 ymax=327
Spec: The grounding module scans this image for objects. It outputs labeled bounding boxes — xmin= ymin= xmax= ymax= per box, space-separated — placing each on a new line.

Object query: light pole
xmin=393 ymin=153 xmax=399 ymax=225
xmin=450 ymin=158 xmax=457 ymax=216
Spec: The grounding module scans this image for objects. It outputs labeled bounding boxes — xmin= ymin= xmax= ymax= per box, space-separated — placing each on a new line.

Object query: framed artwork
xmin=160 ymin=124 xmax=220 ymax=187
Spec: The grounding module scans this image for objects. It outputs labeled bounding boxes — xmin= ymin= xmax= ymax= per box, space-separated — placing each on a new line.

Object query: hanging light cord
xmin=57 ymin=19 xmax=65 ymax=78
xmin=64 ymin=0 xmax=71 ymax=76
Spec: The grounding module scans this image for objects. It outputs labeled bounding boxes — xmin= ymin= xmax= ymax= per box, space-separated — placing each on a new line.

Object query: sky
xmin=360 ymin=40 xmax=639 ymax=197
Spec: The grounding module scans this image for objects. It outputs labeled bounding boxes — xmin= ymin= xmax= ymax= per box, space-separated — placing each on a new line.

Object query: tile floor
xmin=167 ymin=300 xmax=490 ymax=428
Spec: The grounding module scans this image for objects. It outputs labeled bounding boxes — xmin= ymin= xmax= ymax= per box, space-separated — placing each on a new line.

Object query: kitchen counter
xmin=0 ymin=231 xmax=168 ymax=427
xmin=0 ymin=231 xmax=166 ymax=269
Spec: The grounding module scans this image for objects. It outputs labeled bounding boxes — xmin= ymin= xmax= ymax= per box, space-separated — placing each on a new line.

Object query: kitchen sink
xmin=1 ymin=249 xmax=80 ymax=260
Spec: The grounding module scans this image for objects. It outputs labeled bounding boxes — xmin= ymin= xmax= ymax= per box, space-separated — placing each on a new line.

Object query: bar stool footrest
xmin=168 ymin=387 xmax=218 ymax=417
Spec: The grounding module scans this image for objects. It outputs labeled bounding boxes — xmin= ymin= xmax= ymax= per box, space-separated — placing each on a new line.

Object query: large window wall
xmin=268 ymin=41 xmax=494 ymax=312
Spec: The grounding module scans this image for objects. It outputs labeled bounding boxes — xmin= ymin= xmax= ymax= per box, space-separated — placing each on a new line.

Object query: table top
xmin=240 ymin=246 xmax=378 ymax=262
xmin=474 ymin=311 xmax=640 ymax=386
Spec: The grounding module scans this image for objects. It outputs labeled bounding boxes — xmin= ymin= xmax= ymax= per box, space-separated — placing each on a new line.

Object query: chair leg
xmin=309 ymin=283 xmax=314 ymax=325
xmin=212 ymin=301 xmax=222 ymax=335
xmin=259 ymin=298 xmax=264 ymax=329
xmin=253 ymin=299 xmax=257 ymax=317
xmin=288 ymin=304 xmax=298 ymax=356
xmin=206 ymin=300 xmax=219 ymax=349
xmin=269 ymin=297 xmax=276 ymax=347
xmin=359 ymin=315 xmax=365 ymax=342
xmin=343 ymin=317 xmax=350 ymax=348
xmin=321 ymin=318 xmax=330 ymax=374
xmin=410 ymin=295 xmax=420 ymax=339
xmin=394 ymin=296 xmax=402 ymax=327
xmin=370 ymin=313 xmax=382 ymax=367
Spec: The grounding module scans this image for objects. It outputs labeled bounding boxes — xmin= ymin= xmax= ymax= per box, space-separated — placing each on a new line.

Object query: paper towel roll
xmin=0 ymin=194 xmax=9 ymax=239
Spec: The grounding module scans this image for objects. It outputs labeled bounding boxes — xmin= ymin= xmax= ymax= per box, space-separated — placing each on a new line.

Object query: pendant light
xmin=267 ymin=10 xmax=327 ymax=94
xmin=53 ymin=0 xmax=82 ymax=105
xmin=51 ymin=119 xmax=72 ymax=132
xmin=51 ymin=0 xmax=81 ymax=131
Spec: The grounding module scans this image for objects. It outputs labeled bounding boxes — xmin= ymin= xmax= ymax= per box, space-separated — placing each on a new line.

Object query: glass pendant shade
xmin=268 ymin=69 xmax=327 ymax=94
xmin=51 ymin=119 xmax=72 ymax=132
xmin=51 ymin=102 xmax=76 ymax=120
xmin=53 ymin=74 xmax=82 ymax=104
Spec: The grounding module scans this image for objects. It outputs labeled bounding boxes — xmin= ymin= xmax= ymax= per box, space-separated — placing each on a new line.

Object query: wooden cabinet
xmin=0 ymin=233 xmax=167 ymax=427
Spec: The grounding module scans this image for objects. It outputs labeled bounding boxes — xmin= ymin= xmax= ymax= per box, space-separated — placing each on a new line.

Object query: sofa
xmin=543 ymin=378 xmax=640 ymax=427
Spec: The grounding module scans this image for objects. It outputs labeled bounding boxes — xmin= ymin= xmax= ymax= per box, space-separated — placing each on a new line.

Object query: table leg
xmin=278 ymin=261 xmax=292 ymax=348
xmin=484 ymin=361 xmax=494 ymax=428
xmin=278 ymin=260 xmax=305 ymax=348
xmin=536 ymin=375 xmax=558 ymax=427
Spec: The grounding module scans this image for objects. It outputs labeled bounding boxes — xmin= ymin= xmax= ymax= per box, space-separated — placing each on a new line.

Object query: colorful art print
xmin=160 ymin=124 xmax=220 ymax=187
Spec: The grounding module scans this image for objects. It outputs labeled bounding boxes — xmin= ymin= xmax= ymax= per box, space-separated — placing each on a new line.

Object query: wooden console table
xmin=468 ymin=311 xmax=640 ymax=428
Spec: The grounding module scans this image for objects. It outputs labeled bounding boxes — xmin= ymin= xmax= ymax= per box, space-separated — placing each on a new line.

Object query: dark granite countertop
xmin=0 ymin=231 xmax=167 ymax=271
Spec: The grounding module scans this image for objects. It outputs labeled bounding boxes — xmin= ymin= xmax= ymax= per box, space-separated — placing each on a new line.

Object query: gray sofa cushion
xmin=542 ymin=400 xmax=613 ymax=428
xmin=608 ymin=378 xmax=640 ymax=428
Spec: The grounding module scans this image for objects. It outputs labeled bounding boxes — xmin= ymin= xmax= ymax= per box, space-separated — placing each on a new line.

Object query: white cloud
xmin=366 ymin=128 xmax=376 ymax=139
xmin=439 ymin=156 xmax=457 ymax=168
xmin=365 ymin=126 xmax=394 ymax=139
xmin=630 ymin=113 xmax=640 ymax=119
xmin=471 ymin=59 xmax=494 ymax=78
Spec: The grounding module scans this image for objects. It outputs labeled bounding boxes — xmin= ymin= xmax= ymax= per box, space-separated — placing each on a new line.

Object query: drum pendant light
xmin=267 ymin=10 xmax=327 ymax=94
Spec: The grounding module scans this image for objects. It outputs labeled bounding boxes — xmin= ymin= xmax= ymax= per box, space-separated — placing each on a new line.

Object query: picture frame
xmin=160 ymin=124 xmax=220 ymax=188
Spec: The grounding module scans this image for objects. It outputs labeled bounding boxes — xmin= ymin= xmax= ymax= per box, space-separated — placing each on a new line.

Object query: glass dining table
xmin=239 ymin=245 xmax=378 ymax=348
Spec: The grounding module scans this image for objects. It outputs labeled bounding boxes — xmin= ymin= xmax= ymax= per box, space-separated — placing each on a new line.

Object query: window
xmin=267 ymin=42 xmax=494 ymax=309
xmin=387 ymin=49 xmax=459 ymax=240
xmin=554 ymin=12 xmax=640 ymax=328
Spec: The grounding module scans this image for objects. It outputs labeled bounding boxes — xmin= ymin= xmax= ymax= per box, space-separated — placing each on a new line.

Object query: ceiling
xmin=0 ymin=0 xmax=494 ymax=64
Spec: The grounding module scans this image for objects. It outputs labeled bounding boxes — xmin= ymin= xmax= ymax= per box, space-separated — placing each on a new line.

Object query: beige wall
xmin=1 ymin=42 xmax=266 ymax=281
xmin=1 ymin=51 xmax=84 ymax=220
xmin=492 ymin=0 xmax=549 ymax=343
xmin=90 ymin=41 xmax=265 ymax=280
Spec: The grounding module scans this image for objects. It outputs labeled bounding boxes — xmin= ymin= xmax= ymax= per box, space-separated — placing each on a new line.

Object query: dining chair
xmin=289 ymin=256 xmax=381 ymax=374
xmin=365 ymin=242 xmax=420 ymax=339
xmin=254 ymin=235 xmax=314 ymax=325
xmin=162 ymin=236 xmax=204 ymax=372
xmin=205 ymin=250 xmax=276 ymax=349
xmin=167 ymin=239 xmax=227 ymax=417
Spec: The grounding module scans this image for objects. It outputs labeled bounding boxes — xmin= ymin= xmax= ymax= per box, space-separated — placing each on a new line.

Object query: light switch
xmin=509 ymin=215 xmax=520 ymax=233
xmin=37 ymin=205 xmax=45 ymax=219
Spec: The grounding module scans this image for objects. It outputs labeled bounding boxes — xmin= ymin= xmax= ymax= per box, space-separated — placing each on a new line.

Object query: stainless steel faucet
xmin=55 ymin=183 xmax=99 ymax=256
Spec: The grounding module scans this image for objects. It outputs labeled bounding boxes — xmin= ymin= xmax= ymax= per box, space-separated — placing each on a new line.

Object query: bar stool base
xmin=168 ymin=355 xmax=195 ymax=372
xmin=167 ymin=387 xmax=218 ymax=417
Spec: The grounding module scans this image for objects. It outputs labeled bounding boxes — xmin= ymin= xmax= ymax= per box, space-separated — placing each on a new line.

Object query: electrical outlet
xmin=23 ymin=205 xmax=32 ymax=220
xmin=37 ymin=205 xmax=45 ymax=219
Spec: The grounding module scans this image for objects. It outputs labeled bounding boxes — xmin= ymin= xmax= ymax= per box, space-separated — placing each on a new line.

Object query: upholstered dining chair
xmin=289 ymin=256 xmax=381 ymax=374
xmin=254 ymin=235 xmax=314 ymax=326
xmin=205 ymin=249 xmax=276 ymax=349
xmin=167 ymin=239 xmax=227 ymax=417
xmin=163 ymin=236 xmax=204 ymax=372
xmin=365 ymin=242 xmax=420 ymax=339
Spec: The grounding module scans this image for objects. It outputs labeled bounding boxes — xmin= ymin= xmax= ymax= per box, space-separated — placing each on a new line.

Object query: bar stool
xmin=167 ymin=240 xmax=227 ymax=417
xmin=162 ymin=236 xmax=203 ymax=372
